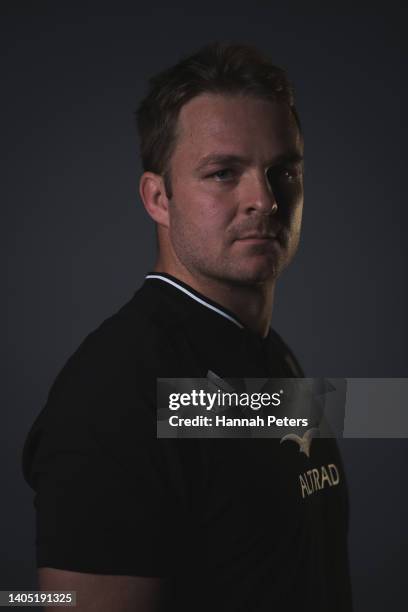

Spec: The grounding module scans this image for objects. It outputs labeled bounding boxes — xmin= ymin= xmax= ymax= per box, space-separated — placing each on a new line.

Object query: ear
xmin=139 ymin=171 xmax=170 ymax=228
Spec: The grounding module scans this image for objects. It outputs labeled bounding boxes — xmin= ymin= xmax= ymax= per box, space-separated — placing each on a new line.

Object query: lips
xmin=235 ymin=231 xmax=280 ymax=242
xmin=238 ymin=234 xmax=277 ymax=240
xmin=232 ymin=224 xmax=283 ymax=245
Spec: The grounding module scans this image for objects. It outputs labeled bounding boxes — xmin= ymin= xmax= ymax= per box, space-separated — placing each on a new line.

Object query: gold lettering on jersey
xmin=328 ymin=463 xmax=340 ymax=485
xmin=299 ymin=463 xmax=340 ymax=498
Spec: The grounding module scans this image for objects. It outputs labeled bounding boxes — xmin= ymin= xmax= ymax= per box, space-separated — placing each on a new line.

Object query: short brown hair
xmin=136 ymin=42 xmax=300 ymax=196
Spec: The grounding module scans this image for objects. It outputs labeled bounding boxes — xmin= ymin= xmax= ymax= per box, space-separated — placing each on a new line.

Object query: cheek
xmin=288 ymin=196 xmax=304 ymax=243
xmin=276 ymin=184 xmax=303 ymax=221
xmin=175 ymin=189 xmax=234 ymax=233
xmin=201 ymin=202 xmax=232 ymax=227
xmin=292 ymin=205 xmax=303 ymax=233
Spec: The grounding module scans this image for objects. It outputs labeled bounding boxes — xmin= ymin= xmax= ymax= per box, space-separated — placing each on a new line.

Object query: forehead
xmin=173 ymin=93 xmax=301 ymax=165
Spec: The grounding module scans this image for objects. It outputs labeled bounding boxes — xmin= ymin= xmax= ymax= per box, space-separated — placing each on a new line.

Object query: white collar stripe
xmin=145 ymin=274 xmax=244 ymax=329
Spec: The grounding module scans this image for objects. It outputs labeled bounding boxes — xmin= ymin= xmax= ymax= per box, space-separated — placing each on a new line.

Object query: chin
xmin=226 ymin=262 xmax=282 ymax=286
xmin=247 ymin=254 xmax=288 ymax=280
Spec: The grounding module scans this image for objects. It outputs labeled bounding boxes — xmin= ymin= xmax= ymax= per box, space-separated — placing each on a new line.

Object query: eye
xmin=281 ymin=169 xmax=297 ymax=182
xmin=267 ymin=165 xmax=303 ymax=184
xmin=208 ymin=168 xmax=235 ymax=182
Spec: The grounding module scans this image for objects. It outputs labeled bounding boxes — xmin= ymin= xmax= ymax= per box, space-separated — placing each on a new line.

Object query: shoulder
xmin=48 ymin=285 xmax=185 ymax=400
xmin=22 ymin=285 xmax=185 ymax=486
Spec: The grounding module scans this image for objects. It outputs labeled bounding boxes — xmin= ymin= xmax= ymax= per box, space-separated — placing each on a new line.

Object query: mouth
xmin=236 ymin=234 xmax=279 ymax=242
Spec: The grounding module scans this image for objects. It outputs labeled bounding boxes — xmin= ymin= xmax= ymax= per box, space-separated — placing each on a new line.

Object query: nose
xmin=243 ymin=170 xmax=278 ymax=216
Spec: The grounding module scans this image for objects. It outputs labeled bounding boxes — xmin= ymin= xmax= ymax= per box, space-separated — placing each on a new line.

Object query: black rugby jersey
xmin=22 ymin=274 xmax=352 ymax=611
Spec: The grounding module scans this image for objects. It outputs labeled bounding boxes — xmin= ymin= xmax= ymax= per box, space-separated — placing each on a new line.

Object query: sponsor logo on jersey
xmin=280 ymin=428 xmax=341 ymax=498
xmin=299 ymin=463 xmax=340 ymax=498
xmin=280 ymin=427 xmax=319 ymax=458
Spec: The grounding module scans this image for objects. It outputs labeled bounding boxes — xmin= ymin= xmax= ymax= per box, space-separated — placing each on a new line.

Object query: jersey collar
xmin=145 ymin=273 xmax=245 ymax=330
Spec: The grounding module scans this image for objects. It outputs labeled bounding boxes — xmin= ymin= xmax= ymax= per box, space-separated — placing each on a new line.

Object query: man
xmin=23 ymin=43 xmax=352 ymax=611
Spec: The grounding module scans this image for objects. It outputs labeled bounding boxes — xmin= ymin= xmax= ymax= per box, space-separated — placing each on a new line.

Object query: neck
xmin=153 ymin=259 xmax=275 ymax=338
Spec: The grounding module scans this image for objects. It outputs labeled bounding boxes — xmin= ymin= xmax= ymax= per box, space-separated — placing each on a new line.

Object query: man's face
xmin=165 ymin=93 xmax=304 ymax=286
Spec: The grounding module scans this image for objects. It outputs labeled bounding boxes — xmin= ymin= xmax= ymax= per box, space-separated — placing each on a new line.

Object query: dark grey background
xmin=3 ymin=1 xmax=407 ymax=609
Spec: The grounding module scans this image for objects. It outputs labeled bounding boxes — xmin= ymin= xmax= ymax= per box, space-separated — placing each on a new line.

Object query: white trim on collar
xmin=145 ymin=274 xmax=244 ymax=329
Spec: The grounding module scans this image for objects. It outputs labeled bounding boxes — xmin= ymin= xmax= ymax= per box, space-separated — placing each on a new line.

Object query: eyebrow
xmin=195 ymin=151 xmax=304 ymax=172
